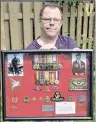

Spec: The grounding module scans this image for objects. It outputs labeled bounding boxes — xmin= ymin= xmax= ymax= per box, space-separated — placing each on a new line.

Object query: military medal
xmin=23 ymin=97 xmax=29 ymax=103
xmin=12 ymin=96 xmax=18 ymax=103
xmin=45 ymin=71 xmax=50 ymax=85
xmin=39 ymin=71 xmax=45 ymax=85
xmin=52 ymin=54 xmax=56 ymax=62
xmin=33 ymin=55 xmax=39 ymax=69
xmin=42 ymin=55 xmax=46 ymax=64
xmin=50 ymin=72 xmax=55 ymax=84
xmin=38 ymin=55 xmax=41 ymax=63
xmin=47 ymin=54 xmax=52 ymax=63
xmin=52 ymin=54 xmax=57 ymax=70
xmin=35 ymin=64 xmax=40 ymax=70
xmin=35 ymin=71 xmax=39 ymax=84
xmin=55 ymin=80 xmax=59 ymax=84
xmin=53 ymin=62 xmax=57 ymax=70
xmin=55 ymin=71 xmax=59 ymax=84
xmin=34 ymin=55 xmax=38 ymax=64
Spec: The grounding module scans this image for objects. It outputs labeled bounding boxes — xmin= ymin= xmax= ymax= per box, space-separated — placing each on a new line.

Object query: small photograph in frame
xmin=72 ymin=53 xmax=86 ymax=75
xmin=7 ymin=54 xmax=24 ymax=76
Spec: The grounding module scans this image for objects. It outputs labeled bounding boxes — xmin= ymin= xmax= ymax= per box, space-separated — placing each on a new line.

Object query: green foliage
xmin=45 ymin=0 xmax=81 ymax=6
xmin=63 ymin=0 xmax=81 ymax=6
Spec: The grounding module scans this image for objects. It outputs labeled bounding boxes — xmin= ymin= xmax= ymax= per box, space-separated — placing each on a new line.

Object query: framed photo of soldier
xmin=72 ymin=53 xmax=86 ymax=75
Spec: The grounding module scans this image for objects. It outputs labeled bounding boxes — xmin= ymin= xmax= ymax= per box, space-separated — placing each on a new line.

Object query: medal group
xmin=33 ymin=54 xmax=64 ymax=102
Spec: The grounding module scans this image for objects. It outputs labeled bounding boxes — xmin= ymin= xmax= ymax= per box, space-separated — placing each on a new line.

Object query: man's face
xmin=40 ymin=7 xmax=63 ymax=38
xmin=76 ymin=55 xmax=81 ymax=60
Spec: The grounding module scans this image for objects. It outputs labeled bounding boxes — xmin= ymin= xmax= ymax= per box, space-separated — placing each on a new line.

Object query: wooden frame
xmin=1 ymin=49 xmax=93 ymax=121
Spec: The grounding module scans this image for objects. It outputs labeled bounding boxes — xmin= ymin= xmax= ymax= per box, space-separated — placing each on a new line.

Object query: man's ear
xmin=61 ymin=19 xmax=63 ymax=25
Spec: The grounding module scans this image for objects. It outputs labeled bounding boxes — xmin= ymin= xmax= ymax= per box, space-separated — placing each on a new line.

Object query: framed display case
xmin=1 ymin=49 xmax=93 ymax=121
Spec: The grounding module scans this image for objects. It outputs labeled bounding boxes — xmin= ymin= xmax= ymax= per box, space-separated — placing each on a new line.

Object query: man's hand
xmin=40 ymin=43 xmax=57 ymax=50
xmin=73 ymin=48 xmax=80 ymax=50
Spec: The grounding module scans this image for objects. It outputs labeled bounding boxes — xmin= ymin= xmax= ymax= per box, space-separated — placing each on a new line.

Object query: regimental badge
xmin=67 ymin=95 xmax=73 ymax=101
xmin=69 ymin=78 xmax=88 ymax=91
xmin=51 ymin=91 xmax=64 ymax=102
xmin=52 ymin=85 xmax=58 ymax=90
xmin=78 ymin=94 xmax=87 ymax=103
xmin=45 ymin=96 xmax=50 ymax=102
xmin=44 ymin=86 xmax=50 ymax=92
xmin=33 ymin=86 xmax=42 ymax=91
xmin=32 ymin=97 xmax=36 ymax=101
xmin=23 ymin=97 xmax=29 ymax=103
xmin=10 ymin=78 xmax=20 ymax=90
xmin=12 ymin=96 xmax=18 ymax=103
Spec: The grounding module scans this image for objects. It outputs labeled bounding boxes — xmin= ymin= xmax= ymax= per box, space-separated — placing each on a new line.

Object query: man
xmin=26 ymin=3 xmax=79 ymax=50
xmin=72 ymin=53 xmax=86 ymax=75
xmin=26 ymin=3 xmax=78 ymax=122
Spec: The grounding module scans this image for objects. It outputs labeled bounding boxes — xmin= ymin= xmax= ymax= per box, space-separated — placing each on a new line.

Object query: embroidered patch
xmin=69 ymin=78 xmax=88 ymax=90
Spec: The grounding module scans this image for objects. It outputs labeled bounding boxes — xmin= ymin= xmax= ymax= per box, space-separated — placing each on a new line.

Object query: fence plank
xmin=34 ymin=2 xmax=43 ymax=39
xmin=82 ymin=3 xmax=89 ymax=49
xmin=4 ymin=21 xmax=11 ymax=50
xmin=1 ymin=2 xmax=6 ymax=50
xmin=70 ymin=6 xmax=75 ymax=40
xmin=62 ymin=3 xmax=69 ymax=36
xmin=22 ymin=2 xmax=33 ymax=49
xmin=9 ymin=2 xmax=21 ymax=50
xmin=3 ymin=2 xmax=8 ymax=13
xmin=18 ymin=20 xmax=24 ymax=50
xmin=88 ymin=3 xmax=94 ymax=49
xmin=76 ymin=3 xmax=83 ymax=47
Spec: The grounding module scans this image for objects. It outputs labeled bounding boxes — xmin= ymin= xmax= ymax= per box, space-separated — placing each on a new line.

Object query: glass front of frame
xmin=1 ymin=50 xmax=93 ymax=121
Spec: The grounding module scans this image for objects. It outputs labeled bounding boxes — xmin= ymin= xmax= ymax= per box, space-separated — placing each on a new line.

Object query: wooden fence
xmin=0 ymin=1 xmax=95 ymax=122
